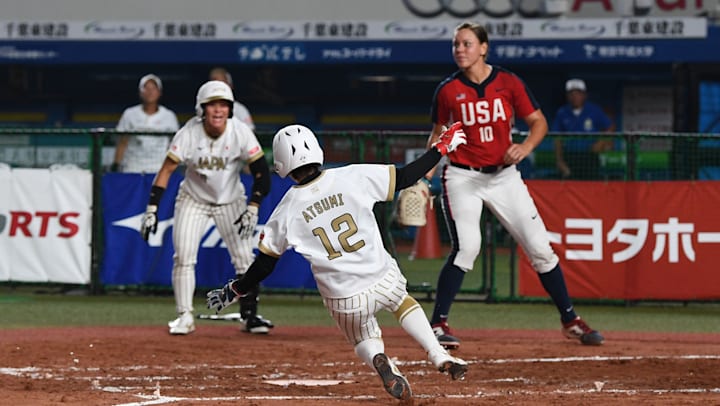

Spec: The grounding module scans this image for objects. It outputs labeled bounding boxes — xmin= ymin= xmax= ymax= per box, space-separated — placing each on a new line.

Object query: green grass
xmin=0 ymin=291 xmax=335 ymax=329
xmin=1 ymin=252 xmax=718 ymax=333
xmin=2 ymin=284 xmax=718 ymax=334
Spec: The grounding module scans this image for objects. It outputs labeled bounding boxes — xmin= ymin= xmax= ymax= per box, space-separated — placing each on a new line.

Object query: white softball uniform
xmin=168 ymin=117 xmax=262 ymax=205
xmin=258 ymin=164 xmax=412 ymax=343
xmin=168 ymin=117 xmax=264 ymax=314
xmin=442 ymin=163 xmax=559 ymax=273
xmin=116 ymin=104 xmax=179 ymax=173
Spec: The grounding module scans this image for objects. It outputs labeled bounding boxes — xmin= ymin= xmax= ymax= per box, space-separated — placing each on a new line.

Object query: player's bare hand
xmin=504 ymin=143 xmax=530 ymax=165
xmin=234 ymin=205 xmax=259 ymax=239
xmin=140 ymin=205 xmax=158 ymax=241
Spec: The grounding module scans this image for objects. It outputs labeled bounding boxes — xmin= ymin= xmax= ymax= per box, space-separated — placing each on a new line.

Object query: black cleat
xmin=432 ymin=321 xmax=460 ymax=350
xmin=562 ymin=316 xmax=604 ymax=346
xmin=373 ymin=353 xmax=412 ymax=401
xmin=242 ymin=315 xmax=274 ymax=334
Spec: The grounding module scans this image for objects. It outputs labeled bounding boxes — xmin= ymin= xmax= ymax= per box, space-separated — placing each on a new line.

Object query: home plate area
xmin=1 ymin=325 xmax=719 ymax=405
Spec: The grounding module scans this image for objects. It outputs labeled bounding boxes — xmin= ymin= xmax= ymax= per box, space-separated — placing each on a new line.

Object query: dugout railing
xmin=1 ymin=128 xmax=719 ymax=303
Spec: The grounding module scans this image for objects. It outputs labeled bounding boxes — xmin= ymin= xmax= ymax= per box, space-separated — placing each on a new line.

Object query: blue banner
xmin=3 ymin=25 xmax=720 ymax=64
xmin=100 ymin=172 xmax=315 ymax=290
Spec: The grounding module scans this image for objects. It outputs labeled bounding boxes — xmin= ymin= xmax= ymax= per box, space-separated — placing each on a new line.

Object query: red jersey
xmin=431 ymin=67 xmax=540 ymax=167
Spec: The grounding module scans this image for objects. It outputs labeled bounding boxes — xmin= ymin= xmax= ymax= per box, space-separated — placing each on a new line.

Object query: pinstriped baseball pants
xmin=172 ymin=190 xmax=254 ymax=314
xmin=323 ymin=262 xmax=408 ymax=346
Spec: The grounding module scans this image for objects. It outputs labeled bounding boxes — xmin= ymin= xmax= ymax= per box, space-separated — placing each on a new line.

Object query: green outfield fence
xmin=1 ymin=128 xmax=720 ymax=303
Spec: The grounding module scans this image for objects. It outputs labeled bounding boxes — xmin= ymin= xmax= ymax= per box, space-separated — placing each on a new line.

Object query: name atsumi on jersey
xmin=302 ymin=193 xmax=345 ymax=223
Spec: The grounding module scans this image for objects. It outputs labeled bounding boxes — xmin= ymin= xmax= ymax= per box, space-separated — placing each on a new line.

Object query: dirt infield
xmin=2 ymin=324 xmax=719 ymax=405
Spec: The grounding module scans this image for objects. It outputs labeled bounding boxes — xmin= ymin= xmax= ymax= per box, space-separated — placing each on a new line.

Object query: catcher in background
xmin=140 ymin=80 xmax=273 ymax=335
xmin=207 ymin=123 xmax=468 ymax=402
xmin=425 ymin=21 xmax=604 ymax=350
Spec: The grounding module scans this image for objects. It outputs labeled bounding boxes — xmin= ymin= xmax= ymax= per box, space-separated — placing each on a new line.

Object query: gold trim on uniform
xmin=246 ymin=151 xmax=264 ymax=164
xmin=167 ymin=152 xmax=182 ymax=163
xmin=393 ymin=296 xmax=420 ymax=324
xmin=387 ymin=165 xmax=396 ymax=201
xmin=258 ymin=242 xmax=282 ymax=258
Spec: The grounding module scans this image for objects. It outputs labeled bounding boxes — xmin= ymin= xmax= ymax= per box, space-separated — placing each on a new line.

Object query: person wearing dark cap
xmin=551 ymin=78 xmax=615 ymax=180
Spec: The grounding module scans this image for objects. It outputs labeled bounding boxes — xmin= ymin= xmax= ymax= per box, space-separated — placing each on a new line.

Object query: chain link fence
xmin=1 ymin=128 xmax=719 ymax=301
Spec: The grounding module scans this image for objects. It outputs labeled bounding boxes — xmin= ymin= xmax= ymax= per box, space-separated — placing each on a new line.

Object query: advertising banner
xmin=0 ymin=168 xmax=92 ymax=284
xmin=100 ymin=172 xmax=315 ymax=290
xmin=2 ymin=0 xmax=713 ymax=21
xmin=1 ymin=18 xmax=717 ymax=64
xmin=518 ymin=181 xmax=720 ymax=300
xmin=0 ymin=18 xmax=707 ymax=41
xmin=3 ymin=35 xmax=719 ymax=64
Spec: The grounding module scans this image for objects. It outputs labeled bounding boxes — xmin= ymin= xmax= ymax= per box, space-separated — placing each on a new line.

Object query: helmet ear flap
xmin=226 ymin=100 xmax=234 ymax=119
xmin=196 ymin=102 xmax=234 ymax=119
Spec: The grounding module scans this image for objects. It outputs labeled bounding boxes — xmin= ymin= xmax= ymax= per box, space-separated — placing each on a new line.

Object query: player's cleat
xmin=372 ymin=353 xmax=412 ymax=401
xmin=432 ymin=320 xmax=460 ymax=350
xmin=562 ymin=316 xmax=604 ymax=345
xmin=241 ymin=314 xmax=275 ymax=334
xmin=168 ymin=311 xmax=195 ymax=335
xmin=429 ymin=349 xmax=468 ymax=380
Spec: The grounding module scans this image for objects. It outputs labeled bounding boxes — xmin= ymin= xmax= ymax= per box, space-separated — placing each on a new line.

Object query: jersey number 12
xmin=312 ymin=213 xmax=366 ymax=260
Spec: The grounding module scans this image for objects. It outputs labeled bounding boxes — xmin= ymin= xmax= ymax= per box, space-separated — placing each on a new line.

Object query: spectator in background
xmin=209 ymin=67 xmax=255 ymax=130
xmin=552 ymin=78 xmax=615 ymax=180
xmin=113 ymin=74 xmax=180 ymax=174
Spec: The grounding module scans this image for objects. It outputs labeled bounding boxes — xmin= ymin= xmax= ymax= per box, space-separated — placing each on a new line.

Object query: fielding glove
xmin=140 ymin=205 xmax=158 ymax=241
xmin=234 ymin=205 xmax=259 ymax=240
xmin=397 ymin=179 xmax=430 ymax=227
xmin=433 ymin=122 xmax=467 ymax=156
xmin=206 ymin=280 xmax=245 ymax=313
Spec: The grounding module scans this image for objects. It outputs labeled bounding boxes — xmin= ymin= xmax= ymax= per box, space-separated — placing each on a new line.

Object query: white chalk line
xmin=2 ymin=354 xmax=720 ymax=405
xmin=484 ymin=354 xmax=720 ymax=364
xmin=114 ymin=388 xmax=720 ymax=406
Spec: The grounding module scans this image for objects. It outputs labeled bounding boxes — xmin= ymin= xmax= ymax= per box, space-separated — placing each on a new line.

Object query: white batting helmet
xmin=195 ymin=80 xmax=234 ymax=118
xmin=272 ymin=124 xmax=324 ymax=178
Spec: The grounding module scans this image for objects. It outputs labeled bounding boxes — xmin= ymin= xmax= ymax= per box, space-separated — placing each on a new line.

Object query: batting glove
xmin=234 ymin=205 xmax=259 ymax=240
xmin=433 ymin=122 xmax=467 ymax=156
xmin=140 ymin=205 xmax=158 ymax=241
xmin=206 ymin=280 xmax=245 ymax=313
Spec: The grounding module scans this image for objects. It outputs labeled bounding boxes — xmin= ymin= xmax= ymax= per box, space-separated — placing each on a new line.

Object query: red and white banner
xmin=0 ymin=168 xmax=92 ymax=284
xmin=519 ymin=181 xmax=720 ymax=300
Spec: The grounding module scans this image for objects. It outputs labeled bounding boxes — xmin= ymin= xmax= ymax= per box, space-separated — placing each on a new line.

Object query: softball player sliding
xmin=207 ymin=123 xmax=468 ymax=401
xmin=426 ymin=22 xmax=604 ymax=349
xmin=140 ymin=80 xmax=272 ymax=335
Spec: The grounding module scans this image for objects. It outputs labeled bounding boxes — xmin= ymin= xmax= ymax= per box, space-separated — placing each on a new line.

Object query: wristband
xmin=249 ymin=191 xmax=264 ymax=206
xmin=148 ymin=185 xmax=166 ymax=207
